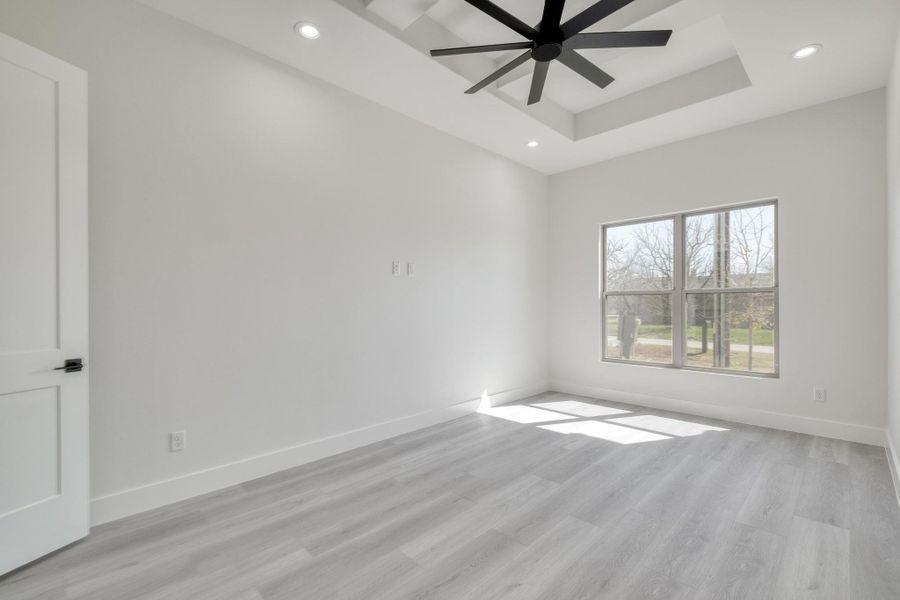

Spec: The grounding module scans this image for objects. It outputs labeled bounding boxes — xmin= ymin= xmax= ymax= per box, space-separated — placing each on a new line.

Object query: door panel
xmin=0 ymin=32 xmax=88 ymax=575
xmin=0 ymin=57 xmax=59 ymax=354
xmin=0 ymin=388 xmax=60 ymax=516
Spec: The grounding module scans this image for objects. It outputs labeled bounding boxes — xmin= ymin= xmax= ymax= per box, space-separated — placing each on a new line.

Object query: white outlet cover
xmin=392 ymin=260 xmax=400 ymax=276
xmin=407 ymin=262 xmax=416 ymax=277
xmin=170 ymin=430 xmax=187 ymax=452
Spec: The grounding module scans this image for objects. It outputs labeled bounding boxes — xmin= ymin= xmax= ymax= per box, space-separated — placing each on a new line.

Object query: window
xmin=601 ymin=200 xmax=777 ymax=376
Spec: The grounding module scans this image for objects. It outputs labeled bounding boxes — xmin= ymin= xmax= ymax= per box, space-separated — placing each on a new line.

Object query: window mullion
xmin=672 ymin=215 xmax=685 ymax=367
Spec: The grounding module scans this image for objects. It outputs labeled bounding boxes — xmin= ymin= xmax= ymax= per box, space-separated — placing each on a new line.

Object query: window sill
xmin=600 ymin=358 xmax=780 ymax=379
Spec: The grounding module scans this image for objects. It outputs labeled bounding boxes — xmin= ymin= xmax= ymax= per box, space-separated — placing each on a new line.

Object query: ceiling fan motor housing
xmin=532 ymin=42 xmax=563 ymax=62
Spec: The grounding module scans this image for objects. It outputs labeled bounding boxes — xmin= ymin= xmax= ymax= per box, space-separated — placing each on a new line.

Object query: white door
xmin=0 ymin=33 xmax=89 ymax=575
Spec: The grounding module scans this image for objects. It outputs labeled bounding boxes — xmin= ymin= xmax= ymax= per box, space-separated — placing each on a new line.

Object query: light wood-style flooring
xmin=2 ymin=392 xmax=899 ymax=599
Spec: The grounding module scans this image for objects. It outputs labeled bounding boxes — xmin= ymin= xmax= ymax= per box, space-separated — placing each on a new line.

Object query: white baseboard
xmin=886 ymin=429 xmax=900 ymax=512
xmin=549 ymin=380 xmax=886 ymax=447
xmin=90 ymin=381 xmax=549 ymax=526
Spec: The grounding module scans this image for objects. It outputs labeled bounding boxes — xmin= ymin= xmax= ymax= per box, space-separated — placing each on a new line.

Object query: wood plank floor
xmin=3 ymin=392 xmax=900 ymax=599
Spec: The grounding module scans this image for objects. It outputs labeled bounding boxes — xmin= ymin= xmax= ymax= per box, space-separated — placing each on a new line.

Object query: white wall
xmin=887 ymin=26 xmax=900 ymax=465
xmin=0 ymin=0 xmax=549 ymax=518
xmin=549 ymin=90 xmax=888 ymax=444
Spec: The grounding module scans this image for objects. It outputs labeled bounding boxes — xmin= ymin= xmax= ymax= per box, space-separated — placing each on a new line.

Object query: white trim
xmin=89 ymin=382 xmax=549 ymax=526
xmin=549 ymin=380 xmax=885 ymax=446
xmin=886 ymin=429 xmax=900 ymax=512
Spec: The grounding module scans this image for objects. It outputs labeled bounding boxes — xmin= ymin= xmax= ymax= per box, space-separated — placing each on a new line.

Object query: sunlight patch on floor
xmin=539 ymin=420 xmax=671 ymax=444
xmin=530 ymin=400 xmax=631 ymax=418
xmin=478 ymin=405 xmax=578 ymax=424
xmin=607 ymin=415 xmax=729 ymax=437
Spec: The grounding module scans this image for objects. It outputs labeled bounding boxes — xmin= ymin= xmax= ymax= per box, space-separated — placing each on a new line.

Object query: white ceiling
xmin=424 ymin=0 xmax=737 ymax=113
xmin=138 ymin=0 xmax=899 ymax=174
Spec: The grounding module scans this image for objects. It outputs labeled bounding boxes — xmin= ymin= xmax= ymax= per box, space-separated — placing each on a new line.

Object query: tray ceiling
xmin=137 ymin=0 xmax=900 ymax=173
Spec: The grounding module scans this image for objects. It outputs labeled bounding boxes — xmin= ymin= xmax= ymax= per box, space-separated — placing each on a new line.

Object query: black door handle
xmin=54 ymin=358 xmax=84 ymax=373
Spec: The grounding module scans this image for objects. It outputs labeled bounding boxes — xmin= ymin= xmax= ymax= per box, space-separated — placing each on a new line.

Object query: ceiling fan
xmin=430 ymin=0 xmax=673 ymax=105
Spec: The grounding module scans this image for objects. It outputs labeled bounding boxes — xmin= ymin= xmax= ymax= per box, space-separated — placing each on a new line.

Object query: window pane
xmin=685 ymin=204 xmax=775 ymax=289
xmin=605 ymin=294 xmax=673 ymax=364
xmin=684 ymin=292 xmax=776 ymax=374
xmin=605 ymin=219 xmax=674 ymax=291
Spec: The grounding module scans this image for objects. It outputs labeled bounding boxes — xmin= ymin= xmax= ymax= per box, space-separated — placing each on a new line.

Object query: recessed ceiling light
xmin=295 ymin=22 xmax=320 ymax=40
xmin=792 ymin=44 xmax=822 ymax=60
xmin=527 ymin=140 xmax=539 ymax=148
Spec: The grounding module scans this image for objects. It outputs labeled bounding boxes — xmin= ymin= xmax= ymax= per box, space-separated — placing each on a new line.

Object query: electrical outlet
xmin=392 ymin=260 xmax=401 ymax=276
xmin=170 ymin=430 xmax=187 ymax=452
xmin=407 ymin=262 xmax=416 ymax=277
xmin=814 ymin=388 xmax=827 ymax=403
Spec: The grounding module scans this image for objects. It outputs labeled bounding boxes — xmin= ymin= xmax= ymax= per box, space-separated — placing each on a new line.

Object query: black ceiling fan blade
xmin=528 ymin=61 xmax=550 ymax=105
xmin=568 ymin=30 xmax=673 ymax=49
xmin=431 ymin=41 xmax=534 ymax=57
xmin=463 ymin=0 xmax=537 ymax=40
xmin=465 ymin=50 xmax=533 ymax=94
xmin=539 ymin=0 xmax=567 ymax=32
xmin=557 ymin=50 xmax=615 ymax=89
xmin=560 ymin=0 xmax=636 ymax=38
